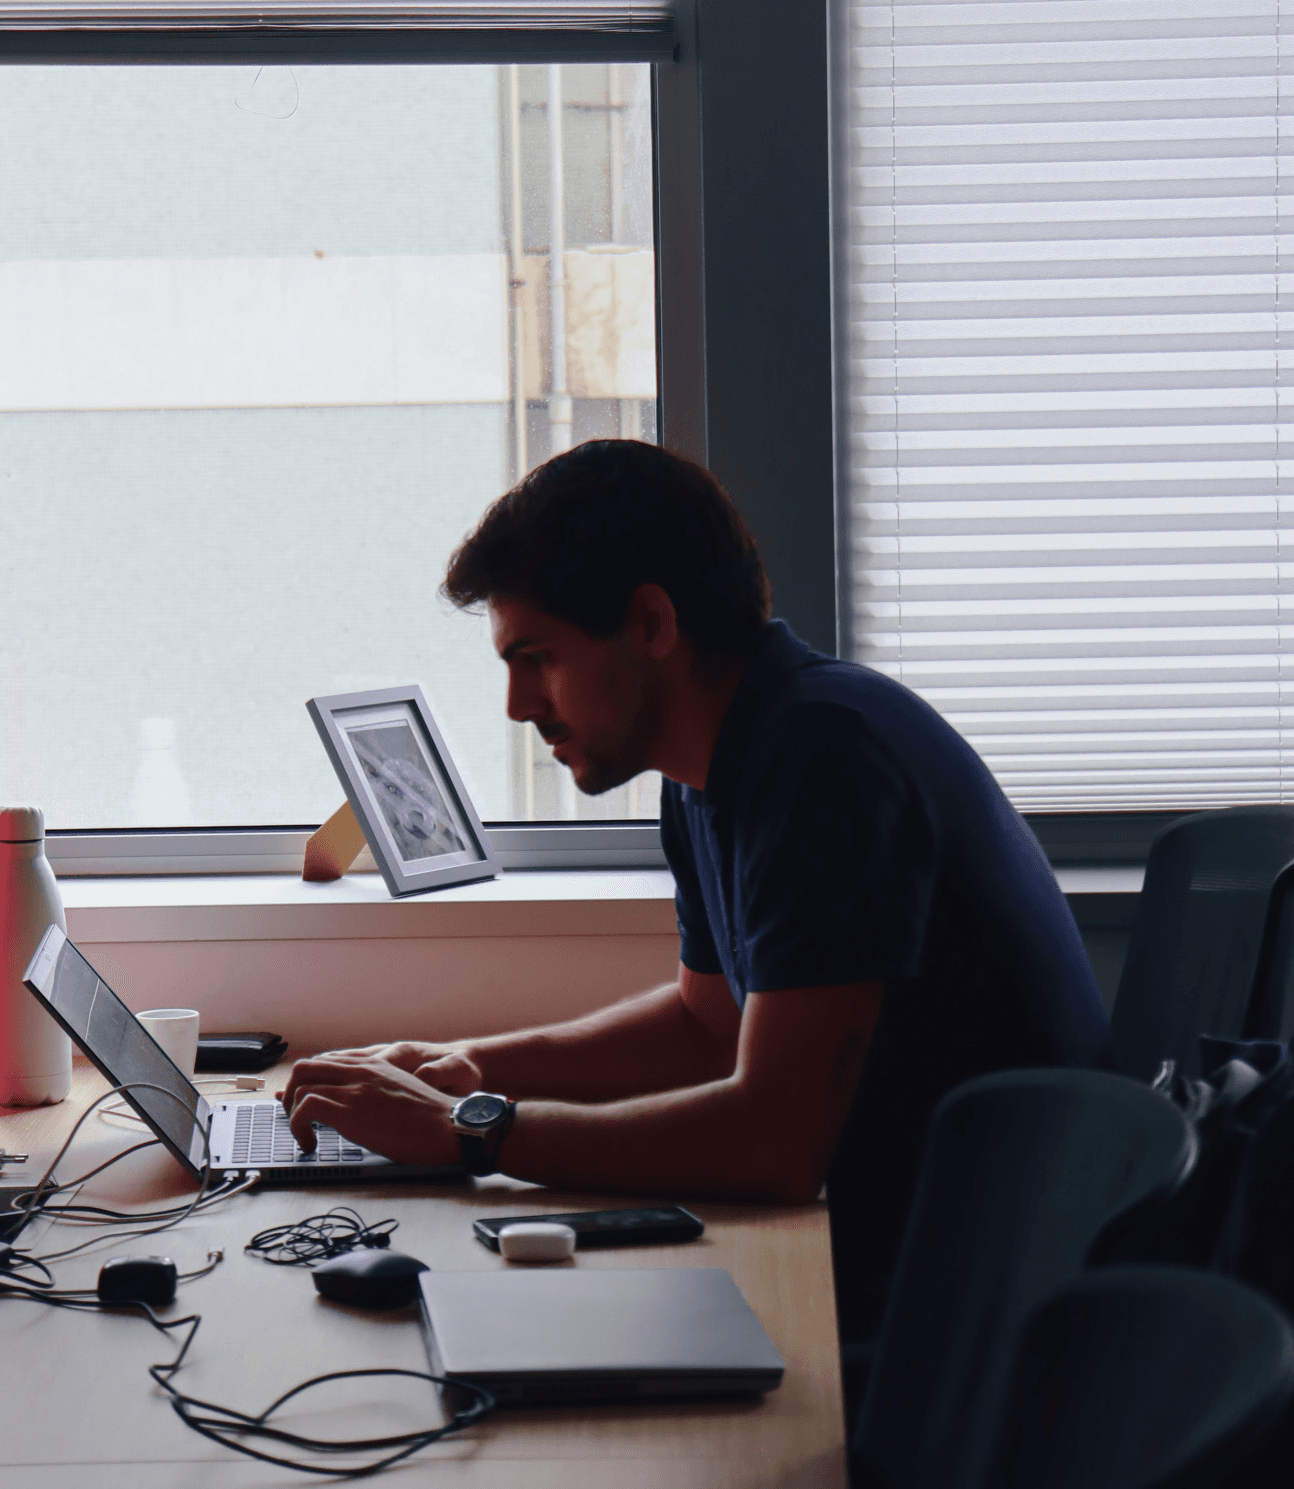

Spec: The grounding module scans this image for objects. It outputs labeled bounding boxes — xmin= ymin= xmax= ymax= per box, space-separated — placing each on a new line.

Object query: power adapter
xmin=97 ymin=1256 xmax=178 ymax=1307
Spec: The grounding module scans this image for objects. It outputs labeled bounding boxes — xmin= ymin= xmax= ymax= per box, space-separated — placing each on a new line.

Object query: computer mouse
xmin=311 ymin=1247 xmax=429 ymax=1308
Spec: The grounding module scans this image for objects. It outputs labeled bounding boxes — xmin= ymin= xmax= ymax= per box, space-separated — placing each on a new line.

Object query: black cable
xmin=0 ymin=1274 xmax=495 ymax=1476
xmin=151 ymin=1363 xmax=495 ymax=1477
xmin=245 ymin=1208 xmax=398 ymax=1266
xmin=0 ymin=1102 xmax=492 ymax=1476
xmin=177 ymin=1250 xmax=224 ymax=1284
xmin=24 ymin=1082 xmax=215 ymax=1264
xmin=31 ymin=1173 xmax=244 ymax=1226
xmin=0 ymin=1245 xmax=222 ymax=1300
xmin=0 ymin=1250 xmax=54 ymax=1289
xmin=1 ymin=1137 xmax=162 ymax=1235
xmin=0 ymin=1276 xmax=202 ymax=1332
xmin=26 ymin=1138 xmax=162 ymax=1199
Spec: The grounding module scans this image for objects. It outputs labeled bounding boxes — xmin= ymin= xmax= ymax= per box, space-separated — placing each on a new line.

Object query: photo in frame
xmin=306 ymin=685 xmax=500 ymax=897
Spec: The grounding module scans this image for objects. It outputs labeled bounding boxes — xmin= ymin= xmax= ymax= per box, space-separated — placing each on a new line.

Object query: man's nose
xmin=506 ymin=672 xmax=537 ymax=724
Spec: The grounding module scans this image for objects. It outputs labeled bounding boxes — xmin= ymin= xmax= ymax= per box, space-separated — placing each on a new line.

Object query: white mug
xmin=137 ymin=1008 xmax=201 ymax=1078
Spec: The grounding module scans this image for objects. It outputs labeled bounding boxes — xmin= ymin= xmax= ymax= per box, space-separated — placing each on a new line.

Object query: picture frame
xmin=306 ymin=685 xmax=500 ymax=898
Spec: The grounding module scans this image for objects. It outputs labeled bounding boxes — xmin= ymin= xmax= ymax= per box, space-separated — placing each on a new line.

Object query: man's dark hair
xmin=442 ymin=440 xmax=772 ymax=660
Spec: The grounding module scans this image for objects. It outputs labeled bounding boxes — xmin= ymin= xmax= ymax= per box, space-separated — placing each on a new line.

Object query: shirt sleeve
xmin=658 ymin=776 xmax=723 ymax=976
xmin=735 ymin=701 xmax=939 ymax=991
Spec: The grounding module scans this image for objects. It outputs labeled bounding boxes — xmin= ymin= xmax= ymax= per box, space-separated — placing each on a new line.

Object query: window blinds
xmin=840 ymin=0 xmax=1292 ymax=810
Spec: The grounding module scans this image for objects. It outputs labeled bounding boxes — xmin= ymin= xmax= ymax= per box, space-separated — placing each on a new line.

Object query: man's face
xmin=489 ymin=595 xmax=662 ymax=796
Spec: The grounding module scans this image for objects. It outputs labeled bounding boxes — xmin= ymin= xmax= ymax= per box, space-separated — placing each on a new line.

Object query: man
xmin=281 ymin=439 xmax=1112 ymax=1352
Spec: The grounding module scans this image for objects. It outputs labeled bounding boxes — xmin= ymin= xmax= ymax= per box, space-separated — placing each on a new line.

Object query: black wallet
xmin=194 ymin=1033 xmax=288 ymax=1072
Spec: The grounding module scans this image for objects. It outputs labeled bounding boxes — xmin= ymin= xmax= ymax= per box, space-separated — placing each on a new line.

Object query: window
xmin=0 ymin=52 xmax=661 ymax=834
xmin=836 ymin=0 xmax=1293 ymax=815
xmin=0 ymin=0 xmax=837 ymax=873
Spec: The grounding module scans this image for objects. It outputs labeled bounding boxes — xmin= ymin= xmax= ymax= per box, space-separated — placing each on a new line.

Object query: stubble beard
xmin=569 ymin=675 xmax=664 ymax=797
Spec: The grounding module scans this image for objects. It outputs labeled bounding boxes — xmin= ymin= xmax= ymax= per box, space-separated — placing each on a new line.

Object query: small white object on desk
xmin=498 ymin=1222 xmax=577 ymax=1263
xmin=136 ymin=1008 xmax=200 ymax=1077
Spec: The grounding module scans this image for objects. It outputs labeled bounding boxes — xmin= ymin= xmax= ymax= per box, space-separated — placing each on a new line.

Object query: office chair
xmin=1111 ymin=806 xmax=1294 ymax=1081
xmin=1245 ymin=861 xmax=1294 ymax=1043
xmin=983 ymin=1266 xmax=1294 ymax=1489
xmin=850 ymin=1069 xmax=1194 ymax=1489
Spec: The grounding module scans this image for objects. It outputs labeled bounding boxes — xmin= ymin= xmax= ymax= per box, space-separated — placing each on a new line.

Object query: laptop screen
xmin=23 ymin=925 xmax=210 ymax=1180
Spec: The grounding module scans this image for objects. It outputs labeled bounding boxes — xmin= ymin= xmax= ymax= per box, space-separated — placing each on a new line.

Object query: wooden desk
xmin=0 ymin=1062 xmax=847 ymax=1488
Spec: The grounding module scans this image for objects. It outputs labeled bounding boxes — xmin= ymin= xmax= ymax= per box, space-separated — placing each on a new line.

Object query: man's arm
xmin=497 ymin=981 xmax=883 ymax=1202
xmin=280 ymin=979 xmax=884 ymax=1204
xmin=281 ymin=964 xmax=740 ymax=1105
xmin=449 ymin=965 xmax=741 ymax=1100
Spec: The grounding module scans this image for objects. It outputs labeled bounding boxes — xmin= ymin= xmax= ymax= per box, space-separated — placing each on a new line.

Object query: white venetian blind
xmin=841 ymin=0 xmax=1293 ymax=810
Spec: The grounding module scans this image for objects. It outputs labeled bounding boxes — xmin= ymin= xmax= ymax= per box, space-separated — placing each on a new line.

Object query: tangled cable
xmin=0 ymin=1276 xmax=493 ymax=1477
xmin=245 ymin=1207 xmax=399 ymax=1266
xmin=0 ymin=1096 xmax=494 ymax=1476
xmin=150 ymin=1350 xmax=495 ymax=1477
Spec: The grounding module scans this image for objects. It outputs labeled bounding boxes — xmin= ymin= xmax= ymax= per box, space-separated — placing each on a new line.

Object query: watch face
xmin=456 ymin=1093 xmax=506 ymax=1130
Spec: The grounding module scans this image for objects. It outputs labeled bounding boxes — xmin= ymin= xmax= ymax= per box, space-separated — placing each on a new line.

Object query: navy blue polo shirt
xmin=659 ymin=620 xmax=1113 ymax=1337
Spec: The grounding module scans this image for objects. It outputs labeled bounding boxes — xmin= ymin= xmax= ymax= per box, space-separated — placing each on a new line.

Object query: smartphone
xmin=473 ymin=1203 xmax=704 ymax=1251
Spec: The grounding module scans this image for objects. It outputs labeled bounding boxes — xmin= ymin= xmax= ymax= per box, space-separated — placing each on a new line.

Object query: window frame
xmin=17 ymin=0 xmax=1160 ymax=875
xmin=11 ymin=4 xmax=690 ymax=874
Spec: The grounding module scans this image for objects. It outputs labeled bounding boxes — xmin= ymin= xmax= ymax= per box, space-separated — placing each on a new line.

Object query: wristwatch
xmin=450 ymin=1090 xmax=517 ymax=1176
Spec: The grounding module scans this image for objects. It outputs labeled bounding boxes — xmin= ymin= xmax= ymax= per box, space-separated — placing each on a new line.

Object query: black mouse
xmin=311 ymin=1247 xmax=429 ymax=1308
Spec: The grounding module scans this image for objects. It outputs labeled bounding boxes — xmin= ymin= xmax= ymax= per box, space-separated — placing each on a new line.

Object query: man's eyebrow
xmin=500 ymin=636 xmax=541 ymax=664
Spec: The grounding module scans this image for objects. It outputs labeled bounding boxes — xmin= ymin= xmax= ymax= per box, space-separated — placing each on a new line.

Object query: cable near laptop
xmin=0 ymin=1080 xmax=497 ymax=1477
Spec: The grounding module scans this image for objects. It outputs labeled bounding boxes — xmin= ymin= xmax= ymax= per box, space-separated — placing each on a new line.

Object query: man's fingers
xmin=415 ymin=1053 xmax=483 ymax=1096
xmin=285 ymin=1090 xmax=351 ymax=1152
xmin=280 ymin=1054 xmax=381 ymax=1112
xmin=275 ymin=1060 xmax=458 ymax=1166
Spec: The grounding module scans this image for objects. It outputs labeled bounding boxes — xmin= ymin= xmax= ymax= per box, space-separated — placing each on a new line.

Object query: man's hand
xmin=278 ymin=1041 xmax=484 ymax=1096
xmin=411 ymin=1049 xmax=484 ymax=1095
xmin=298 ymin=1040 xmax=453 ymax=1075
xmin=278 ymin=1054 xmax=461 ymax=1163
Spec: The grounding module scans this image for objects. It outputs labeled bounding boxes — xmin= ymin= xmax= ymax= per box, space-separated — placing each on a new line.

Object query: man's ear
xmin=628 ymin=583 xmax=680 ymax=660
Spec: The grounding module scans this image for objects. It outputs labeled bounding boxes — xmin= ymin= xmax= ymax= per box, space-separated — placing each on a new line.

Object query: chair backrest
xmin=1246 ymin=863 xmax=1294 ymax=1044
xmin=851 ymin=1069 xmax=1194 ymax=1489
xmin=984 ymin=1266 xmax=1294 ymax=1489
xmin=1111 ymin=806 xmax=1294 ymax=1081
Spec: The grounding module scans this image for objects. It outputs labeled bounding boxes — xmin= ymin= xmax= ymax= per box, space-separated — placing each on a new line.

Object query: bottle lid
xmin=0 ymin=806 xmax=45 ymax=843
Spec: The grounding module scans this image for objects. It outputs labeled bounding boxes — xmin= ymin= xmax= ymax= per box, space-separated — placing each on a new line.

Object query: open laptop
xmin=22 ymin=924 xmax=463 ymax=1186
xmin=419 ymin=1267 xmax=785 ymax=1404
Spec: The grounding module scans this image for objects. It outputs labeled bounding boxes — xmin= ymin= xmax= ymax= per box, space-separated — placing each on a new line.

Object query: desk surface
xmin=0 ymin=1062 xmax=847 ymax=1489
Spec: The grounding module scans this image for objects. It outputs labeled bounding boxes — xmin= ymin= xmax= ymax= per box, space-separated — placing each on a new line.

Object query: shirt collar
xmin=691 ymin=619 xmax=815 ymax=811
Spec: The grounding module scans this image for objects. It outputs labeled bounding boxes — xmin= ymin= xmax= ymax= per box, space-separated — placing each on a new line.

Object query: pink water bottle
xmin=0 ymin=806 xmax=71 ymax=1106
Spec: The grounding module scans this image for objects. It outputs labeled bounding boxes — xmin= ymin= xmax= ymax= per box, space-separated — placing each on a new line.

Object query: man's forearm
xmin=497 ymin=1079 xmax=819 ymax=1205
xmin=461 ymin=981 xmax=732 ymax=1103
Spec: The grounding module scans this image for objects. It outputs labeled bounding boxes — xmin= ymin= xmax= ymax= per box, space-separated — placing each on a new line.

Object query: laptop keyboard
xmin=230 ymin=1101 xmax=367 ymax=1166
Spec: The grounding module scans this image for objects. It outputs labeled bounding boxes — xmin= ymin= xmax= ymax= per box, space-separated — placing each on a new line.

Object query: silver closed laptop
xmin=419 ymin=1266 xmax=785 ymax=1404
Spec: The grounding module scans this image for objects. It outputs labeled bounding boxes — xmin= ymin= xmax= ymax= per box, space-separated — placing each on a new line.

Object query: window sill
xmin=61 ymin=867 xmax=678 ymax=944
xmin=54 ymin=866 xmax=1140 ymax=1048
xmin=1055 ymin=866 xmax=1143 ymax=931
xmin=57 ymin=864 xmax=1139 ymax=946
xmin=60 ymin=869 xmax=682 ymax=1048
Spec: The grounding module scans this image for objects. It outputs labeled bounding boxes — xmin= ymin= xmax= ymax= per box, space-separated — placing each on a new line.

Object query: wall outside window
xmin=0 ymin=56 xmax=662 ymax=836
